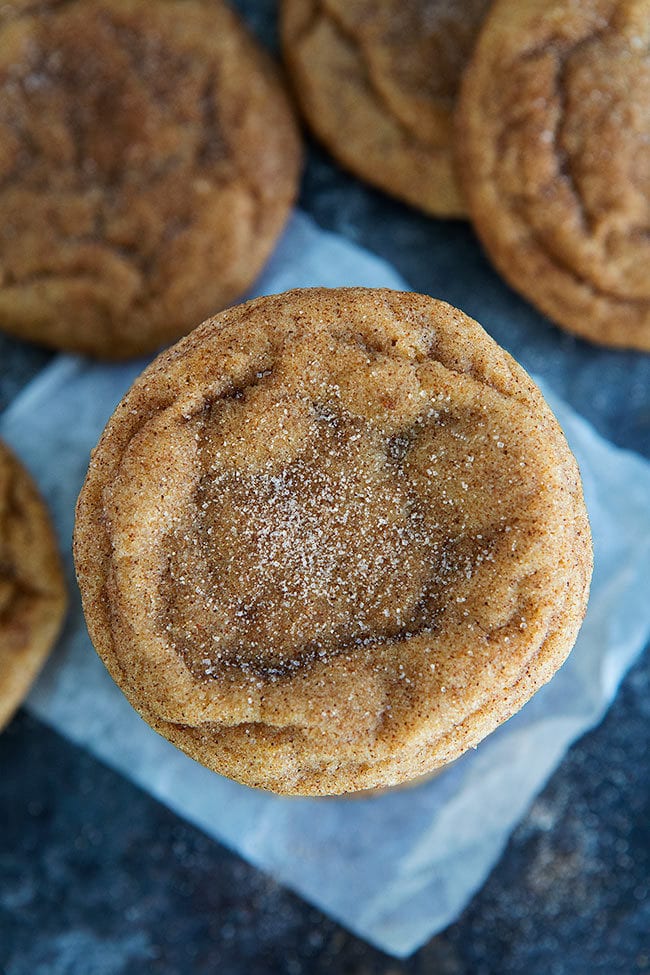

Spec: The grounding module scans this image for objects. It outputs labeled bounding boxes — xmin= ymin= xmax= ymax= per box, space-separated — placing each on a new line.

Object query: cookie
xmin=74 ymin=288 xmax=592 ymax=796
xmin=0 ymin=0 xmax=301 ymax=359
xmin=281 ymin=0 xmax=490 ymax=218
xmin=0 ymin=439 xmax=66 ymax=730
xmin=457 ymin=0 xmax=650 ymax=351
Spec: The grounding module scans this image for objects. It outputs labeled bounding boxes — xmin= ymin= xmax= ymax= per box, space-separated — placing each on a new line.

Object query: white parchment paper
xmin=2 ymin=212 xmax=650 ymax=958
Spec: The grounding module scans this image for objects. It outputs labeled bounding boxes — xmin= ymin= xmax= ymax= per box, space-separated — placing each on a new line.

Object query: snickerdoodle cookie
xmin=0 ymin=439 xmax=66 ymax=730
xmin=457 ymin=0 xmax=650 ymax=351
xmin=282 ymin=0 xmax=490 ymax=218
xmin=74 ymin=288 xmax=592 ymax=795
xmin=0 ymin=0 xmax=301 ymax=359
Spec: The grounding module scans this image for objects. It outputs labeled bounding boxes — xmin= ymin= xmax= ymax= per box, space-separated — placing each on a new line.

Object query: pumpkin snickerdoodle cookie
xmin=282 ymin=0 xmax=490 ymax=218
xmin=0 ymin=439 xmax=66 ymax=730
xmin=0 ymin=0 xmax=301 ymax=359
xmin=457 ymin=0 xmax=650 ymax=351
xmin=74 ymin=288 xmax=592 ymax=796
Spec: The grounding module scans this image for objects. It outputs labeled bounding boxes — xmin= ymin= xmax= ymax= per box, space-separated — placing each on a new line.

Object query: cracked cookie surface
xmin=0 ymin=439 xmax=66 ymax=729
xmin=281 ymin=0 xmax=490 ymax=218
xmin=457 ymin=0 xmax=650 ymax=350
xmin=74 ymin=288 xmax=592 ymax=795
xmin=0 ymin=0 xmax=301 ymax=358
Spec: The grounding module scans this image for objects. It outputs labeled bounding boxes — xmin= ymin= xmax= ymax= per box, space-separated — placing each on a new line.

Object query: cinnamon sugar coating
xmin=457 ymin=0 xmax=650 ymax=350
xmin=74 ymin=288 xmax=592 ymax=795
xmin=0 ymin=0 xmax=301 ymax=358
xmin=281 ymin=0 xmax=489 ymax=218
xmin=0 ymin=439 xmax=66 ymax=730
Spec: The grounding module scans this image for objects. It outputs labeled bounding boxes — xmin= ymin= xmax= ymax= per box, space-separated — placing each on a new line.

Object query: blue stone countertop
xmin=1 ymin=2 xmax=649 ymax=973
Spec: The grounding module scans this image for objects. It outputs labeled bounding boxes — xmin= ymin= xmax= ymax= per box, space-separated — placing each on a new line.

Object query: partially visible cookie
xmin=282 ymin=0 xmax=490 ymax=218
xmin=0 ymin=0 xmax=302 ymax=359
xmin=0 ymin=439 xmax=66 ymax=730
xmin=457 ymin=0 xmax=650 ymax=351
xmin=74 ymin=287 xmax=592 ymax=796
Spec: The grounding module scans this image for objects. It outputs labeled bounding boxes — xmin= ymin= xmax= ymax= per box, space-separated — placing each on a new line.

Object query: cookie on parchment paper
xmin=75 ymin=287 xmax=592 ymax=796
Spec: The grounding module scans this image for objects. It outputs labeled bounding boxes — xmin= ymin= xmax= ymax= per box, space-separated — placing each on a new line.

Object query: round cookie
xmin=281 ymin=0 xmax=490 ymax=218
xmin=457 ymin=0 xmax=650 ymax=351
xmin=0 ymin=0 xmax=301 ymax=359
xmin=74 ymin=288 xmax=592 ymax=796
xmin=0 ymin=439 xmax=66 ymax=730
